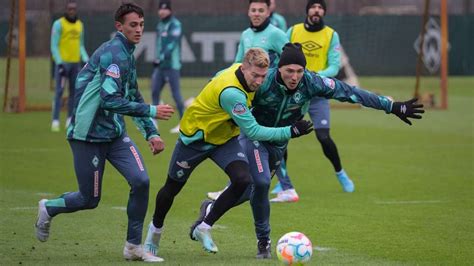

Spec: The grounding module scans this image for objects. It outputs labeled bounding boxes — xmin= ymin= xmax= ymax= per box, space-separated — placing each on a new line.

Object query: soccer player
xmin=206 ymin=0 xmax=289 ymax=201
xmin=271 ymin=0 xmax=353 ymax=202
xmin=269 ymin=0 xmax=288 ymax=32
xmin=35 ymin=3 xmax=174 ymax=262
xmin=50 ymin=1 xmax=89 ymax=132
xmin=192 ymin=43 xmax=424 ymax=258
xmin=234 ymin=0 xmax=288 ymax=68
xmin=151 ymin=0 xmax=185 ymax=134
xmin=143 ymin=48 xmax=314 ymax=257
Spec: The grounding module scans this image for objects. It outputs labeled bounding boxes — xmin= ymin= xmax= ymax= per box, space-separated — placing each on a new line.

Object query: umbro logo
xmin=176 ymin=161 xmax=191 ymax=169
xmin=301 ymin=41 xmax=322 ymax=51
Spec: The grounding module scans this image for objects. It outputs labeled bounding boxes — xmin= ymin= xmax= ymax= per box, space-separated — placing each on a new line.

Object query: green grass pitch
xmin=0 ymin=65 xmax=473 ymax=264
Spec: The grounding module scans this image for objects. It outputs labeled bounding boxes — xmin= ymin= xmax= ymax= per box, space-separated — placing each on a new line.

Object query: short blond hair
xmin=243 ymin=48 xmax=269 ymax=68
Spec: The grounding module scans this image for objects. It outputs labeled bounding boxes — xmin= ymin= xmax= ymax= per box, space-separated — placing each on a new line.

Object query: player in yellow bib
xmin=50 ymin=1 xmax=89 ymax=132
xmin=143 ymin=48 xmax=314 ymax=257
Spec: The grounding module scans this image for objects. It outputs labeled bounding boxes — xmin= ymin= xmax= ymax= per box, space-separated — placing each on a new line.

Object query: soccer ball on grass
xmin=276 ymin=231 xmax=313 ymax=265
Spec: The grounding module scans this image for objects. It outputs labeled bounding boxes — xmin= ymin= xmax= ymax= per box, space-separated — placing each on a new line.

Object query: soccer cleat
xmin=336 ymin=170 xmax=355 ymax=193
xmin=51 ymin=120 xmax=60 ymax=132
xmin=144 ymin=222 xmax=161 ymax=256
xmin=270 ymin=182 xmax=282 ymax=194
xmin=270 ymin=189 xmax=299 ymax=203
xmin=123 ymin=241 xmax=164 ymax=262
xmin=169 ymin=124 xmax=180 ymax=134
xmin=256 ymin=238 xmax=271 ymax=259
xmin=35 ymin=199 xmax=52 ymax=242
xmin=206 ymin=186 xmax=227 ymax=201
xmin=190 ymin=199 xmax=214 ymax=241
xmin=192 ymin=226 xmax=218 ymax=253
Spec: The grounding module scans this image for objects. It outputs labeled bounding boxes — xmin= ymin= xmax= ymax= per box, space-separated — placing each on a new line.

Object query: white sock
xmin=197 ymin=222 xmax=212 ymax=230
xmin=150 ymin=222 xmax=163 ymax=234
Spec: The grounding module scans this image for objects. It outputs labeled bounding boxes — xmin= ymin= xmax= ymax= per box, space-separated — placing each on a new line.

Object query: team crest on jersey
xmin=106 ymin=64 xmax=120 ymax=78
xmin=253 ymin=141 xmax=260 ymax=148
xmin=176 ymin=169 xmax=184 ymax=178
xmin=293 ymin=92 xmax=302 ymax=103
xmin=323 ymin=77 xmax=335 ymax=90
xmin=232 ymin=103 xmax=247 ymax=115
xmin=237 ymin=152 xmax=246 ymax=158
xmin=92 ymin=155 xmax=99 ymax=168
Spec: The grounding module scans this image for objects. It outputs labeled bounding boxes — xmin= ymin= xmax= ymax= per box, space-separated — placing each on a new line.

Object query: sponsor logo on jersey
xmin=275 ymin=160 xmax=281 ymax=166
xmin=323 ymin=77 xmax=335 ymax=90
xmin=106 ymin=64 xmax=120 ymax=79
xmin=123 ymin=137 xmax=131 ymax=143
xmin=254 ymin=149 xmax=264 ymax=173
xmin=171 ymin=28 xmax=181 ymax=37
xmin=176 ymin=161 xmax=191 ymax=169
xmin=130 ymin=146 xmax=145 ymax=171
xmin=232 ymin=103 xmax=247 ymax=115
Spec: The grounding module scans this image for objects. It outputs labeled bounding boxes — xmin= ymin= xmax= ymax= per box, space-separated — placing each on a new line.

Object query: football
xmin=276 ymin=232 xmax=313 ymax=265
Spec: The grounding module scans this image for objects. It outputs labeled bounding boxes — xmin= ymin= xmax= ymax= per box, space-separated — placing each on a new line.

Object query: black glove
xmin=391 ymin=98 xmax=425 ymax=125
xmin=153 ymin=59 xmax=160 ymax=67
xmin=290 ymin=119 xmax=314 ymax=138
xmin=57 ymin=64 xmax=65 ymax=76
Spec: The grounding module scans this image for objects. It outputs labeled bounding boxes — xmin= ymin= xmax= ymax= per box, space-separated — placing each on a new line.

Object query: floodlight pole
xmin=414 ymin=0 xmax=430 ymax=99
xmin=440 ymin=0 xmax=448 ymax=109
xmin=18 ymin=0 xmax=26 ymax=112
xmin=3 ymin=0 xmax=15 ymax=112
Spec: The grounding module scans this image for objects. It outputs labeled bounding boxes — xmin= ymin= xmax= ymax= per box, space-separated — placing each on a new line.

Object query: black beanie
xmin=159 ymin=0 xmax=171 ymax=10
xmin=306 ymin=0 xmax=326 ymax=14
xmin=278 ymin=43 xmax=307 ymax=68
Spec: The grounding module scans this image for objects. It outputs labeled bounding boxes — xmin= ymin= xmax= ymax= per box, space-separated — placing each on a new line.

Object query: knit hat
xmin=278 ymin=43 xmax=307 ymax=68
xmin=306 ymin=0 xmax=326 ymax=14
xmin=159 ymin=0 xmax=171 ymax=10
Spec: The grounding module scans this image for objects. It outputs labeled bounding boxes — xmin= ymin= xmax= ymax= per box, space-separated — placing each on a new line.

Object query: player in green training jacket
xmin=35 ymin=3 xmax=174 ymax=262
xmin=235 ymin=0 xmax=288 ymax=68
xmin=269 ymin=0 xmax=288 ymax=31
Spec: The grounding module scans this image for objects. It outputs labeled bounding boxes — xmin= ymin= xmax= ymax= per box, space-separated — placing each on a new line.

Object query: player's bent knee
xmin=81 ymin=197 xmax=100 ymax=210
xmin=253 ymin=177 xmax=271 ymax=189
xmin=315 ymin=128 xmax=330 ymax=142
xmin=130 ymin=175 xmax=150 ymax=191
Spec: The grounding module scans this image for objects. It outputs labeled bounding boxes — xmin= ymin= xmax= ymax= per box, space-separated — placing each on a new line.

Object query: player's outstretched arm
xmin=390 ymin=98 xmax=425 ymax=125
xmin=155 ymin=104 xmax=175 ymax=120
xmin=290 ymin=120 xmax=314 ymax=138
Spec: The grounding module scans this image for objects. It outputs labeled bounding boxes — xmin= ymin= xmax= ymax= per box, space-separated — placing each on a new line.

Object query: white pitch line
xmin=0 ymin=148 xmax=59 ymax=153
xmin=111 ymin=206 xmax=127 ymax=211
xmin=212 ymin=224 xmax=227 ymax=230
xmin=375 ymin=200 xmax=445 ymax=205
xmin=314 ymin=246 xmax=334 ymax=252
xmin=36 ymin=192 xmax=54 ymax=196
xmin=9 ymin=207 xmax=37 ymax=210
